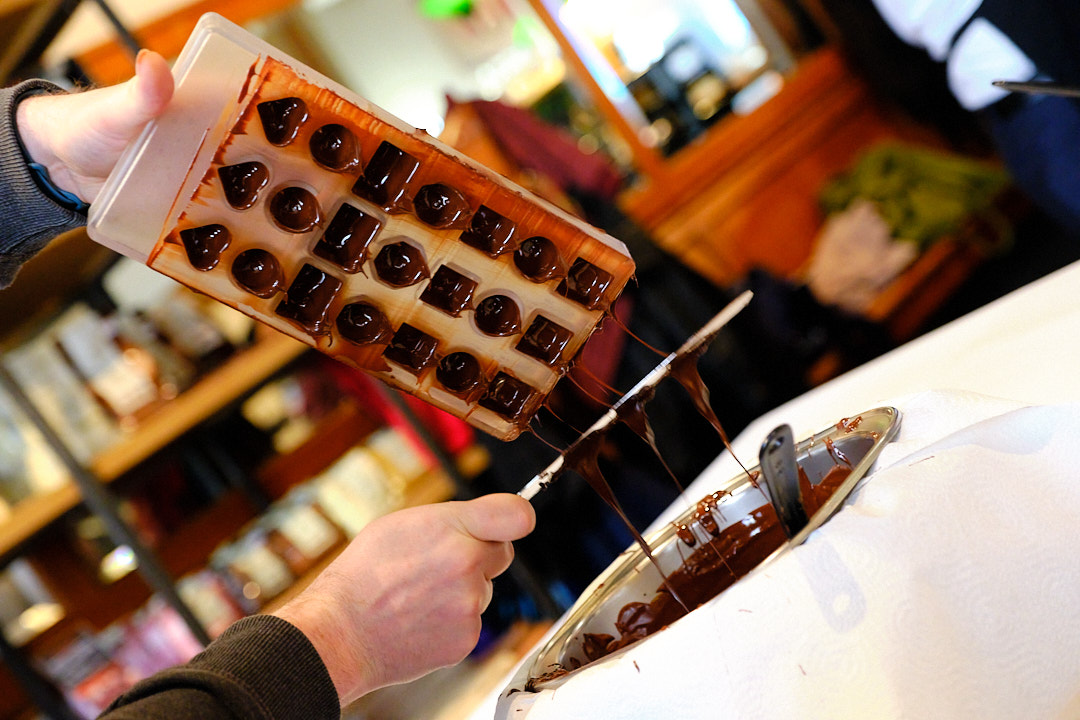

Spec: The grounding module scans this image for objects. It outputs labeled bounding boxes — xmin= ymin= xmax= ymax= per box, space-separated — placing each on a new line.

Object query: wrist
xmin=13 ymin=86 xmax=86 ymax=212
xmin=273 ymin=595 xmax=376 ymax=705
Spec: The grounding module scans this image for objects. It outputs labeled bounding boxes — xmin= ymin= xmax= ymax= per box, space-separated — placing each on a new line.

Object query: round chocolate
xmin=179 ymin=224 xmax=230 ymax=271
xmin=309 ymin=124 xmax=361 ymax=172
xmin=218 ymin=161 xmax=269 ymax=210
xmin=232 ymin=249 xmax=284 ymax=298
xmin=257 ymin=97 xmax=308 ymax=146
xmin=269 ymin=186 xmax=321 ymax=233
xmin=437 ymin=352 xmax=484 ymax=395
xmin=513 ymin=236 xmax=564 ymax=282
xmin=414 ymin=183 xmax=469 ymax=228
xmin=474 ymin=295 xmax=522 ymax=336
xmin=374 ymin=241 xmax=429 ymax=287
xmin=337 ymin=302 xmax=393 ymax=345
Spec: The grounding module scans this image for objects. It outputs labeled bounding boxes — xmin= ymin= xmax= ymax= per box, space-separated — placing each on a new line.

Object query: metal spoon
xmin=758 ymin=423 xmax=808 ymax=540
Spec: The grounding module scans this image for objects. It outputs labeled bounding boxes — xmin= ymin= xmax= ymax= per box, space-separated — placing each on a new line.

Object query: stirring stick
xmin=992 ymin=79 xmax=1080 ymax=98
xmin=518 ymin=290 xmax=754 ymax=501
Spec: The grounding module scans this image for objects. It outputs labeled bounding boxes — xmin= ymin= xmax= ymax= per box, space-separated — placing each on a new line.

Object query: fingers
xmin=452 ymin=493 xmax=536 ymax=543
xmin=130 ymin=50 xmax=174 ymax=121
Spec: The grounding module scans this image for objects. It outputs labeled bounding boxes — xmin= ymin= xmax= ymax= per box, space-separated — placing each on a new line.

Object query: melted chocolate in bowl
xmin=521 ymin=407 xmax=900 ymax=689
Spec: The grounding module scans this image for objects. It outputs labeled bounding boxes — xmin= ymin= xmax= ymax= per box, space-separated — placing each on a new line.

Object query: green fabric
xmin=820 ymin=144 xmax=1011 ymax=250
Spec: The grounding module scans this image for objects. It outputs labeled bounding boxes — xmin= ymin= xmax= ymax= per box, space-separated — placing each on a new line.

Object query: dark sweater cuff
xmin=110 ymin=614 xmax=341 ymax=720
xmin=0 ymin=80 xmax=86 ymax=288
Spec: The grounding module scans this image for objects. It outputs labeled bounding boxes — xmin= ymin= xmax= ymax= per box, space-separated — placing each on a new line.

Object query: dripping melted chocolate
xmin=578 ymin=464 xmax=852 ymax=664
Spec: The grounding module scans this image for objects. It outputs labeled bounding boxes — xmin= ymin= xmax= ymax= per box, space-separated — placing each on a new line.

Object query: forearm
xmin=101 ymin=615 xmax=340 ymax=720
xmin=0 ymin=80 xmax=87 ymax=289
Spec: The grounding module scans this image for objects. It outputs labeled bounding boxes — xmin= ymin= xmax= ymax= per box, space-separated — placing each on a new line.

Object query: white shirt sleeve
xmin=947 ymin=18 xmax=1037 ymax=110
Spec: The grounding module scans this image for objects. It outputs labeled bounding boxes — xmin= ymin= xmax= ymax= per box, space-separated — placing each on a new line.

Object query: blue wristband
xmin=28 ymin=162 xmax=89 ymax=213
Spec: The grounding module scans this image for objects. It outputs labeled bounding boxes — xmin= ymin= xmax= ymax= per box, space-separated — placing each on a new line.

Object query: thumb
xmin=452 ymin=493 xmax=536 ymax=543
xmin=121 ymin=50 xmax=174 ymax=130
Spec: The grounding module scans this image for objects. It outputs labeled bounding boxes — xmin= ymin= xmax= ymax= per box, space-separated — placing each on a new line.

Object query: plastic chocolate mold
xmin=88 ymin=13 xmax=635 ymax=440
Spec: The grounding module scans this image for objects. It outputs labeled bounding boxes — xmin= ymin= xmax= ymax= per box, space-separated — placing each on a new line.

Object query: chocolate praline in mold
xmin=275 ymin=264 xmax=343 ymax=335
xmin=257 ymin=97 xmax=309 ymax=146
xmin=179 ymin=224 xmax=231 ymax=271
xmin=516 ymin=316 xmax=574 ymax=365
xmin=374 ymin=241 xmax=429 ymax=287
xmin=309 ymin=124 xmax=361 ymax=172
xmin=337 ymin=301 xmax=393 ymax=345
xmin=436 ymin=352 xmax=484 ymax=396
xmin=460 ymin=205 xmax=516 ymax=256
xmin=474 ymin=295 xmax=522 ymax=336
xmin=514 ymin=236 xmax=565 ymax=282
xmin=232 ymin=249 xmax=284 ymax=298
xmin=351 ymin=141 xmax=419 ymax=211
xmin=480 ymin=373 xmax=536 ymax=420
xmin=420 ymin=266 xmax=477 ymax=317
xmin=270 ymin=186 xmax=321 ymax=233
xmin=558 ymin=258 xmax=614 ymax=310
xmin=414 ymin=183 xmax=470 ymax=228
xmin=218 ymin=161 xmax=269 ymax=210
xmin=313 ymin=204 xmax=382 ymax=273
xmin=384 ymin=324 xmax=439 ymax=375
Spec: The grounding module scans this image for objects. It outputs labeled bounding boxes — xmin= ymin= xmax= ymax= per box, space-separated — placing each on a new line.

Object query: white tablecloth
xmin=471 ymin=259 xmax=1080 ymax=720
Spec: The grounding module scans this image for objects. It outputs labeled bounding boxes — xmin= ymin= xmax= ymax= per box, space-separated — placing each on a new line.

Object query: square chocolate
xmin=420 ymin=265 xmax=478 ymax=317
xmin=480 ymin=373 xmax=536 ymax=420
xmin=460 ymin=205 xmax=516 ymax=256
xmin=313 ymin=203 xmax=382 ymax=273
xmin=384 ymin=323 xmax=439 ymax=375
xmin=351 ymin=141 xmax=419 ymax=211
xmin=558 ymin=258 xmax=614 ymax=310
xmin=275 ymin=263 xmax=343 ymax=335
xmin=516 ymin=315 xmax=574 ymax=365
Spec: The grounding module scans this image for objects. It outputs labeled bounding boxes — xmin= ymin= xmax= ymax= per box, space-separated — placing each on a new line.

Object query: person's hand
xmin=15 ymin=49 xmax=174 ymax=205
xmin=272 ymin=493 xmax=536 ymax=705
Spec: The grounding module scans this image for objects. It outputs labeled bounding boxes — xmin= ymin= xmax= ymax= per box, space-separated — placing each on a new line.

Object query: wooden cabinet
xmin=618 ymin=48 xmax=950 ymax=288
